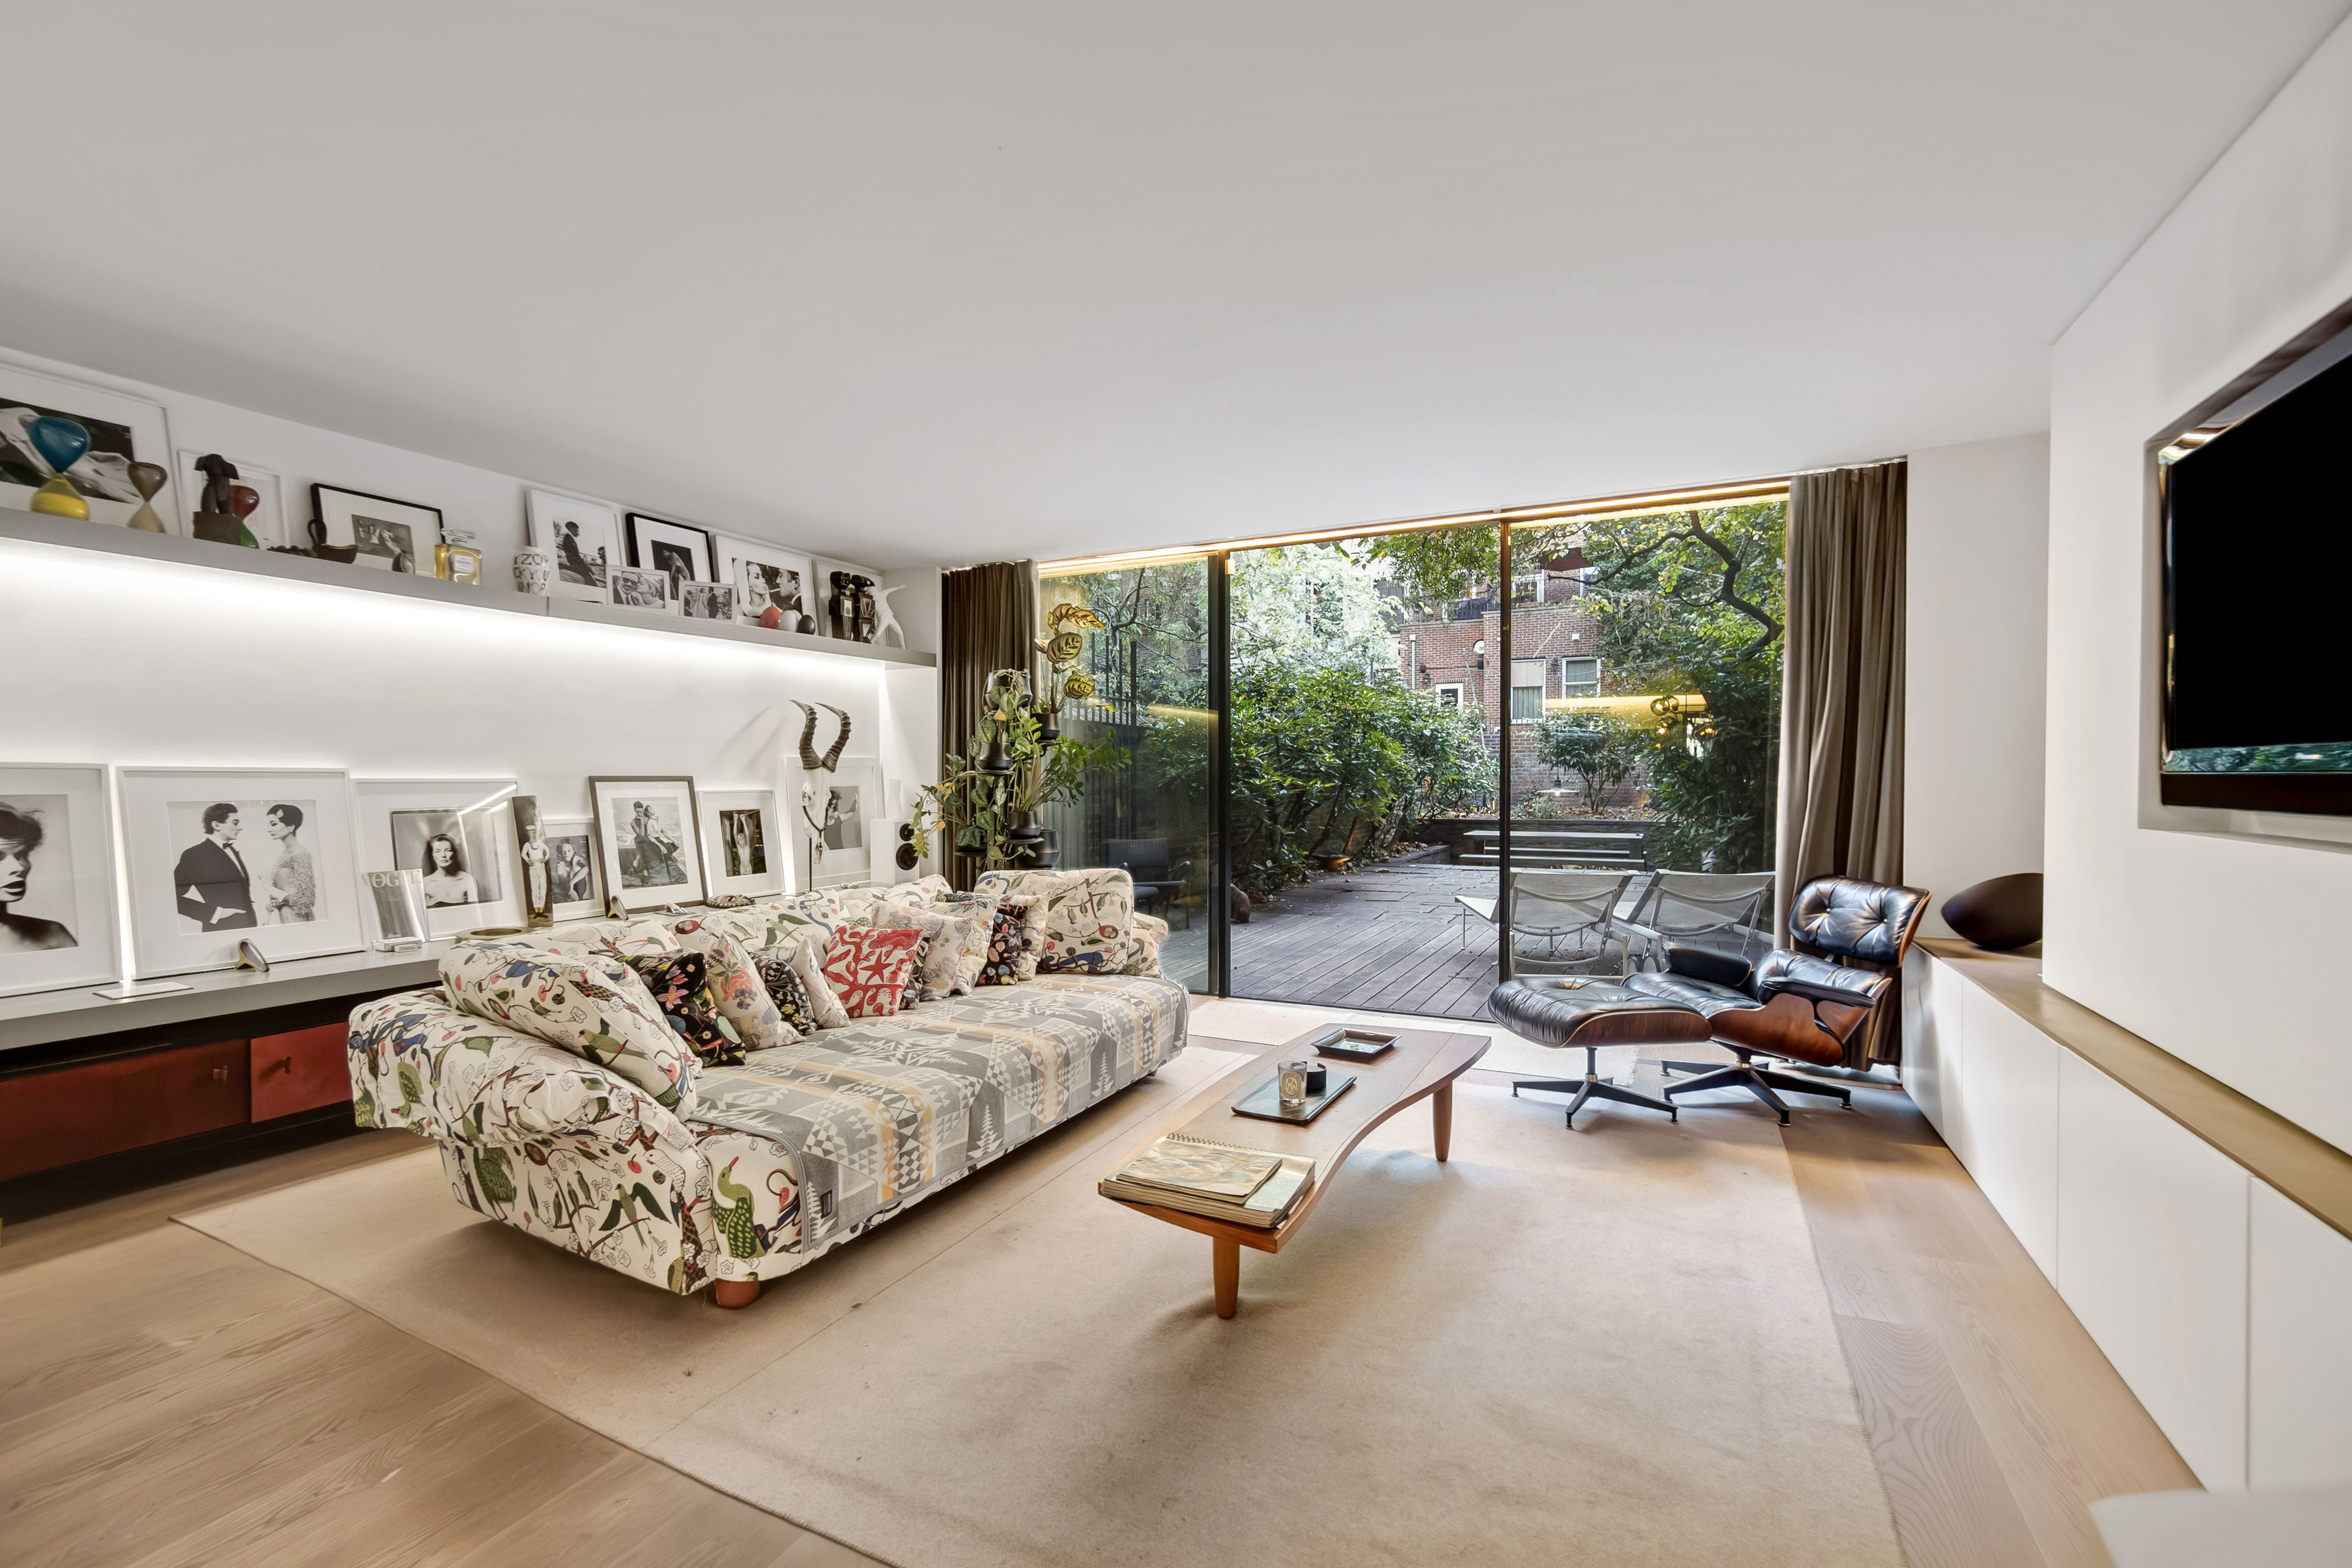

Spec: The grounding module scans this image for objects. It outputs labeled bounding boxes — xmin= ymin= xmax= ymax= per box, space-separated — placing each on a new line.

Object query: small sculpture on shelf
xmin=26 ymin=418 xmax=92 ymax=519
xmin=828 ymin=571 xmax=877 ymax=642
xmin=125 ymin=461 xmax=170 ymax=533
xmin=191 ymin=453 xmax=255 ymax=546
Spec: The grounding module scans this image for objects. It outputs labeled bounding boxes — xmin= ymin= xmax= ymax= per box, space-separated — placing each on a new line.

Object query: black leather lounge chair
xmin=1489 ymin=876 xmax=1929 ymax=1126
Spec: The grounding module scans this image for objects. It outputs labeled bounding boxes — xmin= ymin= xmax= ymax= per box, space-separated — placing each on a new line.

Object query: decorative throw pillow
xmin=754 ymin=947 xmax=823 ymax=1036
xmin=926 ymin=893 xmax=1000 ymax=994
xmin=439 ymin=941 xmax=697 ymax=1110
xmin=755 ymin=927 xmax=850 ymax=1031
xmin=976 ymin=898 xmax=1042 ymax=986
xmin=685 ymin=894 xmax=835 ymax=957
xmin=1120 ymin=912 xmax=1170 ymax=977
xmin=625 ymin=951 xmax=746 ymax=1066
xmin=870 ymin=904 xmax=970 ymax=1003
xmin=878 ymin=873 xmax=954 ymax=906
xmin=535 ymin=917 xmax=682 ymax=963
xmin=668 ymin=919 xmax=791 ymax=1050
xmin=821 ymin=925 xmax=925 ymax=1018
xmin=1011 ymin=868 xmax=1135 ymax=973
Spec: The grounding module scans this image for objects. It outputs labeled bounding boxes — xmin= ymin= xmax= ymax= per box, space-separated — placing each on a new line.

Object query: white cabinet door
xmin=1901 ymin=948 xmax=1947 ymax=1136
xmin=2249 ymin=1181 xmax=2352 ymax=1486
xmin=2057 ymin=1049 xmax=2249 ymax=1490
xmin=1954 ymin=985 xmax=2061 ymax=1281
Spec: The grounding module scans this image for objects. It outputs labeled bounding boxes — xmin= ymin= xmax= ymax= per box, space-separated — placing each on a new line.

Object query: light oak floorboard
xmin=0 ymin=1149 xmax=866 ymax=1568
xmin=4 ymin=1062 xmax=2195 ymax=1568
xmin=1780 ymin=1072 xmax=2199 ymax=1568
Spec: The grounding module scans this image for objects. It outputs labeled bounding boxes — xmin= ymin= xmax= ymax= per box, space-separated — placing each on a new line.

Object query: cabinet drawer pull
xmin=211 ymin=1066 xmax=229 ymax=1082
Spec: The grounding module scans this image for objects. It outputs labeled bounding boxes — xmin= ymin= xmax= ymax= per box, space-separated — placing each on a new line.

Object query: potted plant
xmin=913 ymin=605 xmax=1124 ymax=873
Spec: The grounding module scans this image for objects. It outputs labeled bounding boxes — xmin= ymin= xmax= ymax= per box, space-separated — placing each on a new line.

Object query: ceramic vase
xmin=512 ymin=545 xmax=553 ymax=595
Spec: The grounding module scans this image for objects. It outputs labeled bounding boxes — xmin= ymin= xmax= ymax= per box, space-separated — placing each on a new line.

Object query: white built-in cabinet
xmin=1904 ymin=948 xmax=2352 ymax=1494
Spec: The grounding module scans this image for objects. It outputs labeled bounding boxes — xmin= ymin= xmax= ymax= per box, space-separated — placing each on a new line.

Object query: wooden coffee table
xmin=1104 ymin=1024 xmax=1489 ymax=1317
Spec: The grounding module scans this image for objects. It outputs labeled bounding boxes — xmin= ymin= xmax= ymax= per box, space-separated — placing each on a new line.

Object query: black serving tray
xmin=1232 ymin=1071 xmax=1358 ymax=1124
xmin=1305 ymin=1026 xmax=1397 ymax=1062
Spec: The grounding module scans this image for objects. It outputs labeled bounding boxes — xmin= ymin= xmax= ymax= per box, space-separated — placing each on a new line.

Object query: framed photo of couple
xmin=116 ymin=767 xmax=364 ymax=977
xmin=589 ymin=776 xmax=706 ymax=913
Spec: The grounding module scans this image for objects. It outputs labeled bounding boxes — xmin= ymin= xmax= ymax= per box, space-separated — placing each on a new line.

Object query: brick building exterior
xmin=1394 ymin=558 xmax=1647 ymax=811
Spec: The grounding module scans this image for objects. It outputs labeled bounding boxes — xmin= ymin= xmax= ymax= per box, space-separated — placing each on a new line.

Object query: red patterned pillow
xmin=820 ymin=926 xmax=925 ymax=1018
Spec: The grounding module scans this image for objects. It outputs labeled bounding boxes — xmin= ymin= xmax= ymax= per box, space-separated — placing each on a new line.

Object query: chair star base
xmin=1512 ymin=1048 xmax=1679 ymax=1129
xmin=1659 ymin=1055 xmax=1853 ymax=1125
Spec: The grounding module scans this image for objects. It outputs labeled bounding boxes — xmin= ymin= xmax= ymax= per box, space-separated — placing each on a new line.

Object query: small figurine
xmin=191 ymin=453 xmax=246 ymax=544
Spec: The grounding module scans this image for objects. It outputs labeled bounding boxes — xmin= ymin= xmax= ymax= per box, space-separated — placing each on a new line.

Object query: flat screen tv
xmin=2160 ymin=326 xmax=2352 ymax=815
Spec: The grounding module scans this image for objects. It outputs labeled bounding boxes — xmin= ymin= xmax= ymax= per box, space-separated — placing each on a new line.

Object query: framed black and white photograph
xmin=589 ymin=776 xmax=706 ymax=912
xmin=716 ymin=536 xmax=818 ymax=633
xmin=0 ymin=763 xmax=121 ymax=996
xmin=176 ymin=449 xmax=288 ymax=548
xmin=811 ymin=758 xmax=878 ymax=887
xmin=542 ymin=814 xmax=601 ymax=921
xmin=698 ymin=788 xmax=784 ymax=899
xmin=312 ymin=485 xmax=444 ymax=575
xmin=625 ymin=512 xmax=716 ymax=596
xmin=356 ymin=778 xmax=523 ymax=939
xmin=0 ymin=358 xmax=180 ymax=530
xmin=681 ymin=581 xmax=737 ymax=622
xmin=118 ymin=768 xmax=362 ymax=977
xmin=607 ymin=565 xmax=672 ymax=612
xmin=526 ymin=488 xmax=623 ymax=604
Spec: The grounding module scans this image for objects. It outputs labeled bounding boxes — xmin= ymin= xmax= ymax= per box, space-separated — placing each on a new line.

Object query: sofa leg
xmin=712 ymin=1278 xmax=761 ymax=1309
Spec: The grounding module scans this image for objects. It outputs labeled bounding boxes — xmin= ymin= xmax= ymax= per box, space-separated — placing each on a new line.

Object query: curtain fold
xmin=1777 ymin=460 xmax=1908 ymax=1065
xmin=939 ymin=560 xmax=1039 ymax=889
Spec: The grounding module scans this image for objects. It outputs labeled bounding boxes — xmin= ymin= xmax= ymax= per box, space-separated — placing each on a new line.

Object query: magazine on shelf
xmin=366 ymin=867 xmax=429 ymax=950
xmin=1101 ymin=1133 xmax=1316 ymax=1229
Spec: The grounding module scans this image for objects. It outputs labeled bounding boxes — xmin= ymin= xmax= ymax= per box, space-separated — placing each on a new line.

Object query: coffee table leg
xmin=1433 ymin=1081 xmax=1454 ymax=1162
xmin=1213 ymin=1236 xmax=1239 ymax=1319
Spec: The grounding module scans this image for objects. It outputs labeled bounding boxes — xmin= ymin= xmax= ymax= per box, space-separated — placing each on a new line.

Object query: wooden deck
xmin=1159 ymin=862 xmax=1526 ymax=1020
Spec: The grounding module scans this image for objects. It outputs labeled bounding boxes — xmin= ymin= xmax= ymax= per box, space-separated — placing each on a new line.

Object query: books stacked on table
xmin=1100 ymin=1134 xmax=1316 ymax=1229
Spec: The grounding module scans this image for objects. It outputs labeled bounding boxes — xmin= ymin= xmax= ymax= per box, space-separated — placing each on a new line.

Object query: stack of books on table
xmin=1100 ymin=1134 xmax=1316 ymax=1229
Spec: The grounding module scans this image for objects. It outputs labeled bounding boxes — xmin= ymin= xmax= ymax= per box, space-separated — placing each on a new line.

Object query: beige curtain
xmin=1778 ymin=461 xmax=1907 ymax=1062
xmin=940 ymin=560 xmax=1039 ymax=889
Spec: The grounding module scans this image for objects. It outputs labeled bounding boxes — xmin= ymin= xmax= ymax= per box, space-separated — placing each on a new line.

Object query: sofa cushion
xmin=975 ymin=868 xmax=1136 ymax=974
xmin=976 ymin=897 xmax=1042 ymax=985
xmin=439 ymin=941 xmax=698 ymax=1110
xmin=683 ymin=892 xmax=838 ymax=957
xmin=754 ymin=946 xmax=825 ymax=1036
xmin=666 ymin=920 xmax=792 ymax=1050
xmin=871 ymin=902 xmax=987 ymax=1002
xmin=926 ymin=893 xmax=999 ymax=993
xmin=627 ymin=950 xmax=746 ymax=1066
xmin=822 ymin=925 xmax=924 ymax=1017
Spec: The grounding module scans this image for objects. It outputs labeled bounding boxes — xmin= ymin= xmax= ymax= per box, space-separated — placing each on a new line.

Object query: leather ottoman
xmin=1487 ymin=977 xmax=1712 ymax=1128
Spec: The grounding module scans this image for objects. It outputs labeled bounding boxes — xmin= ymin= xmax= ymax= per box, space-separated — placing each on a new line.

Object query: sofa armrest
xmin=1755 ymin=951 xmax=1889 ymax=1010
xmin=349 ymin=989 xmax=695 ymax=1156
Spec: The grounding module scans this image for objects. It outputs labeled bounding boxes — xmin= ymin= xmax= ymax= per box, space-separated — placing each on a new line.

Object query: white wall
xmin=1 ymin=344 xmax=936 ymax=897
xmin=2045 ymin=12 xmax=2352 ymax=1155
xmin=1905 ymin=433 xmax=2049 ymax=936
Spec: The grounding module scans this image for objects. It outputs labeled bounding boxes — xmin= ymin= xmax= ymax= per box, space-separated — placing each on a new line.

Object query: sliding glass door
xmin=1036 ymin=488 xmax=1787 ymax=1015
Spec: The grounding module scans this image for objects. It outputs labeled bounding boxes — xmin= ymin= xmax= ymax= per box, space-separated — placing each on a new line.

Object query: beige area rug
xmin=181 ymin=1047 xmax=1901 ymax=1568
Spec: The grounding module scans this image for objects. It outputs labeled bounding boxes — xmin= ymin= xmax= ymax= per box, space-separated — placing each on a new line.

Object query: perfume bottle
xmin=437 ymin=527 xmax=484 ymax=584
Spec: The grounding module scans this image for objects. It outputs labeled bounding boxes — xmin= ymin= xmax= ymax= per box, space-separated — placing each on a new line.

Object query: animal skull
xmin=792 ymin=701 xmax=852 ymax=867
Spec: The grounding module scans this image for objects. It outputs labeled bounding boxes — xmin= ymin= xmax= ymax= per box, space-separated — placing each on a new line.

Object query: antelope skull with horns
xmin=791 ymin=701 xmax=853 ymax=869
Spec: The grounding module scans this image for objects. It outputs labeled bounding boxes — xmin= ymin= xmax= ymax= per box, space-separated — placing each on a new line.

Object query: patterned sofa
xmin=346 ymin=876 xmax=1188 ymax=1303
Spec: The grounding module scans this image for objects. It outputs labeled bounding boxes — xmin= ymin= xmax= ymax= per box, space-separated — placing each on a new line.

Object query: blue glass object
xmin=27 ymin=416 xmax=90 ymax=476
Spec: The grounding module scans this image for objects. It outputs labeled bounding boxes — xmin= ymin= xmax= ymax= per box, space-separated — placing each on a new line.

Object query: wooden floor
xmin=0 ymin=1135 xmax=880 ymax=1568
xmin=0 ymin=1062 xmax=2192 ymax=1567
xmin=1162 ymin=860 xmax=1516 ymax=1018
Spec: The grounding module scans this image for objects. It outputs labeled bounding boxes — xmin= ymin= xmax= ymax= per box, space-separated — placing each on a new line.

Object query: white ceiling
xmin=7 ymin=2 xmax=2346 ymax=567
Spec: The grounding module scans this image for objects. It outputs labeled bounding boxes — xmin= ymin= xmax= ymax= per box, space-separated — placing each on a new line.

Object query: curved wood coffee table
xmin=1104 ymin=1025 xmax=1489 ymax=1318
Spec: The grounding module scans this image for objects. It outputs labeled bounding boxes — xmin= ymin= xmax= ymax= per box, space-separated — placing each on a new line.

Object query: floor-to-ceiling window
xmin=1036 ymin=484 xmax=1786 ymax=1017
xmin=1037 ymin=557 xmax=1216 ymax=992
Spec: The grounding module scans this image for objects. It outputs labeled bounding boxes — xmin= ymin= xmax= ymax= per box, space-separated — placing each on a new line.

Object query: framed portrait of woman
xmin=0 ymin=763 xmax=121 ymax=995
xmin=355 ymin=778 xmax=524 ymax=940
xmin=588 ymin=776 xmax=706 ymax=913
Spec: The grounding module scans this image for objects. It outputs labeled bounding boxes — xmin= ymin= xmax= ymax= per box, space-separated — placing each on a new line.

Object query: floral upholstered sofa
xmin=347 ymin=869 xmax=1185 ymax=1304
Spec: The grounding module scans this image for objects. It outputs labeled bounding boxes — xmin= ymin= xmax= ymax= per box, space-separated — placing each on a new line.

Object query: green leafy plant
xmin=1532 ymin=708 xmax=1652 ymax=813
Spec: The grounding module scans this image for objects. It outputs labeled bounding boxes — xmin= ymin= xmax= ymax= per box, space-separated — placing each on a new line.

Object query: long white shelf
xmin=0 ymin=942 xmax=449 ymax=1054
xmin=0 ymin=507 xmax=935 ymax=669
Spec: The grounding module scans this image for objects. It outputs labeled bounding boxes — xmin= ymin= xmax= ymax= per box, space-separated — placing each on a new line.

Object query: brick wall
xmin=1396 ymin=582 xmax=1645 ymax=812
